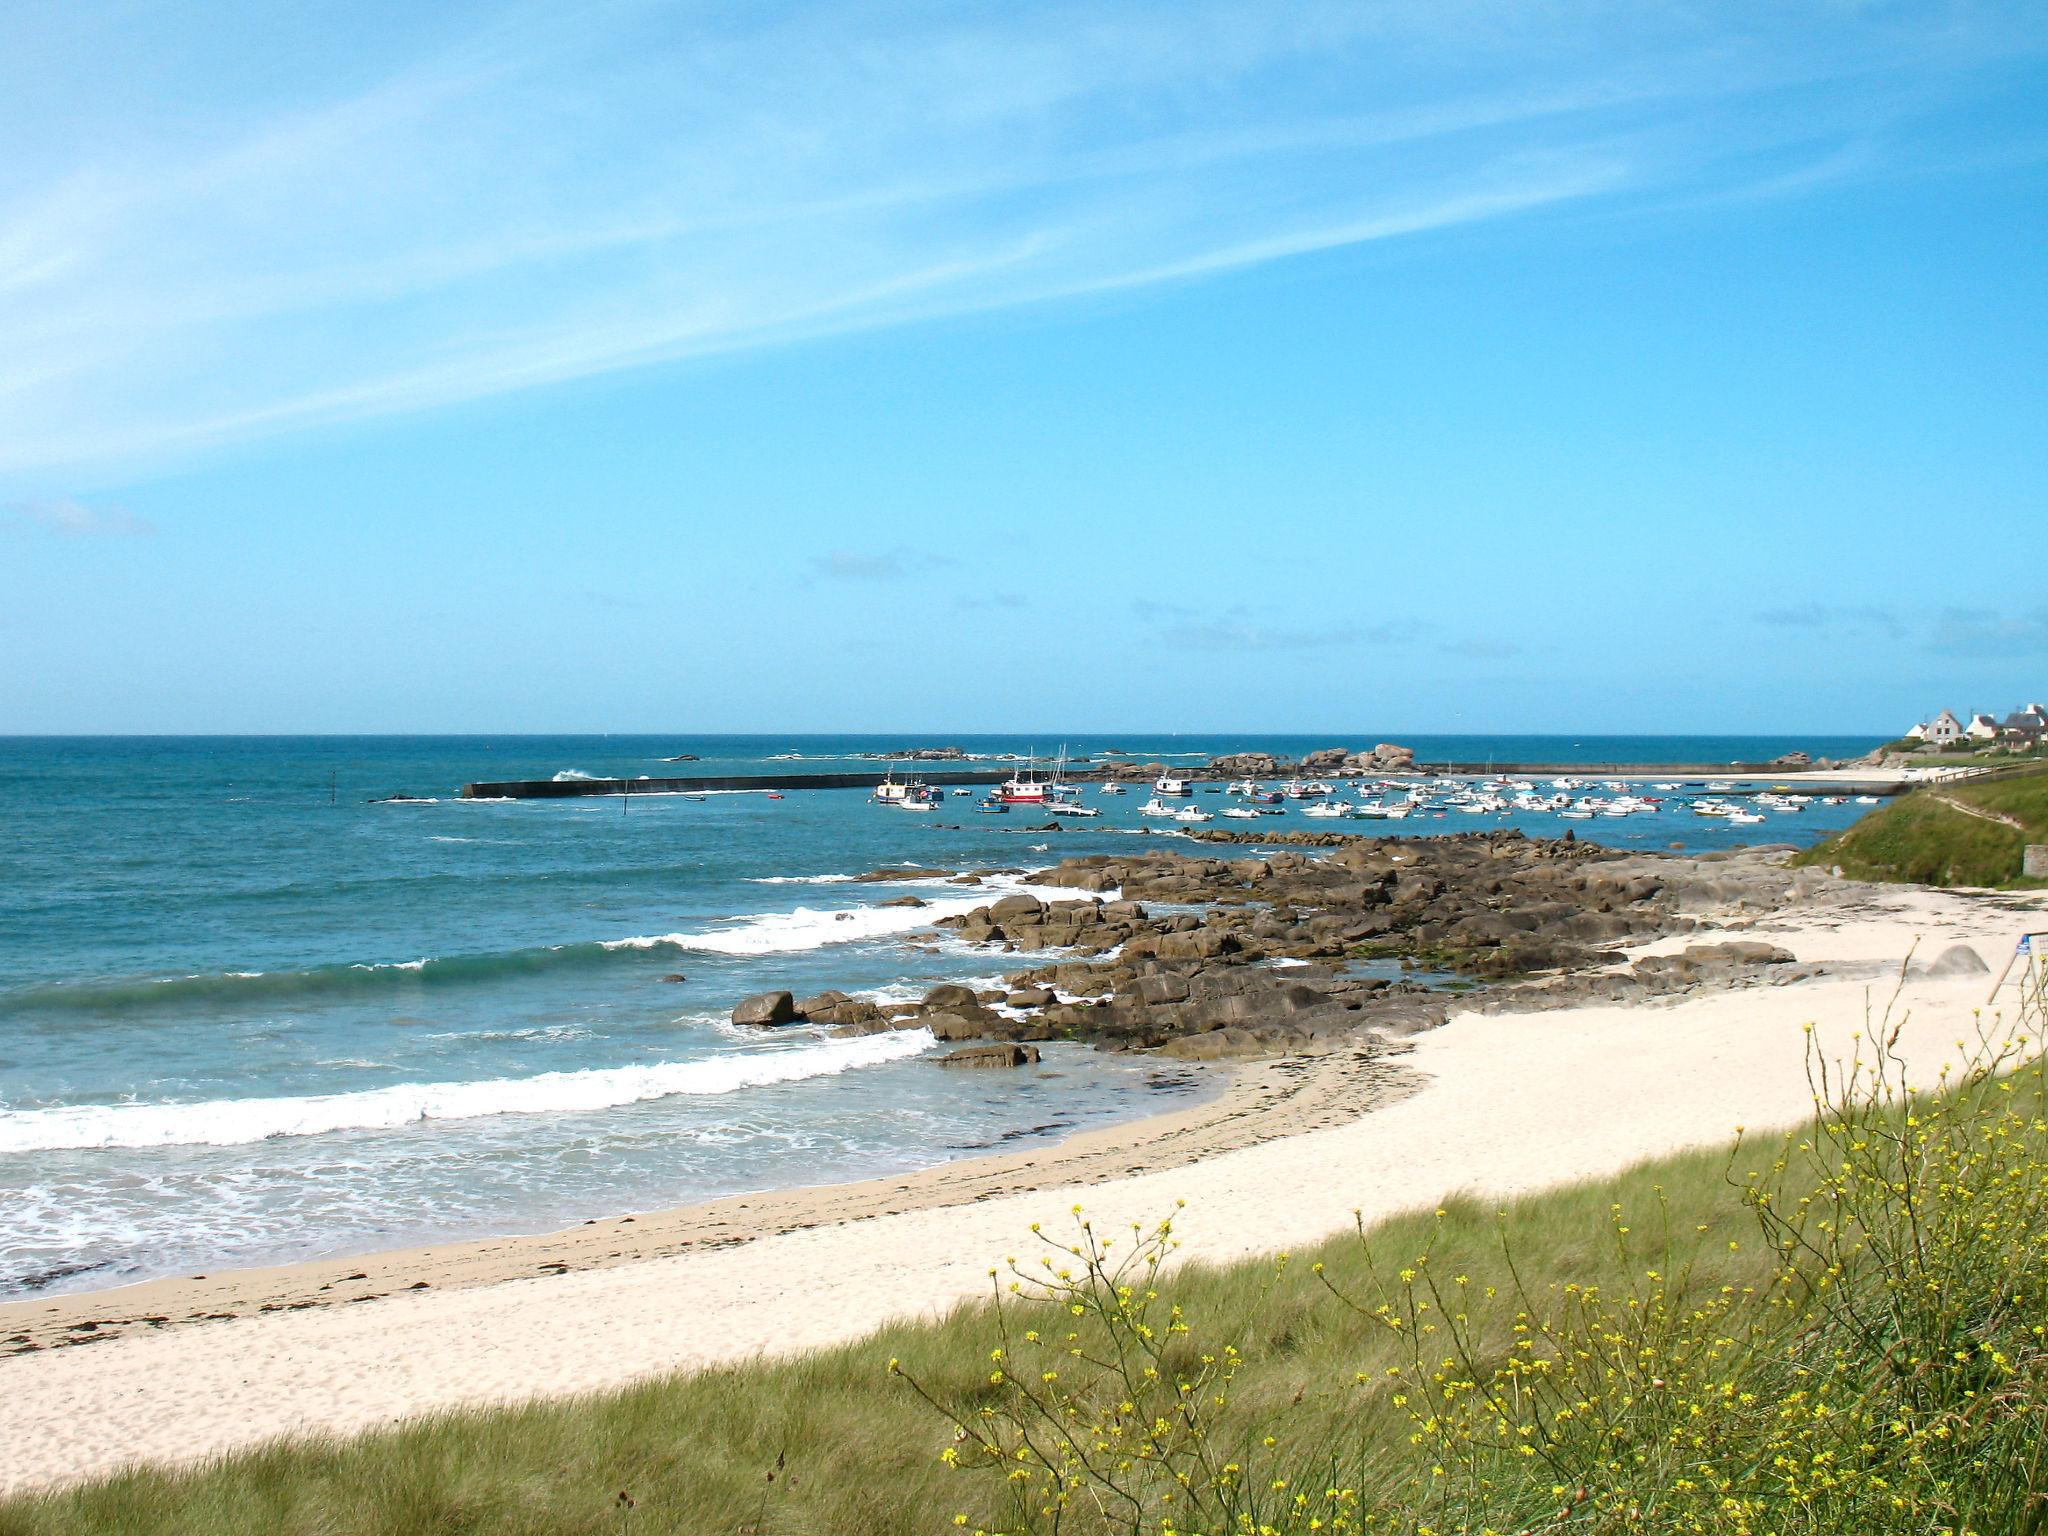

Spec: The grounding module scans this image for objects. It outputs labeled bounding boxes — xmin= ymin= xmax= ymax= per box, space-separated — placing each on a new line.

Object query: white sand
xmin=1 ymin=880 xmax=2039 ymax=1494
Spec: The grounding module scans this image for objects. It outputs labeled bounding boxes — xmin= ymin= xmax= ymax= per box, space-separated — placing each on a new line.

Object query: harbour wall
xmin=459 ymin=767 xmax=1911 ymax=800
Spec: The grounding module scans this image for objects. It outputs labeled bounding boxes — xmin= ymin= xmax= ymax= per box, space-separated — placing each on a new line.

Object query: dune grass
xmin=4 ymin=1009 xmax=2043 ymax=1536
xmin=0 ymin=1157 xmax=1758 ymax=1536
xmin=1793 ymin=765 xmax=2048 ymax=889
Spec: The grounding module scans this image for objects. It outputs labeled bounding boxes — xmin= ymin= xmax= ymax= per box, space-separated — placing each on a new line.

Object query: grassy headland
xmin=4 ymin=1018 xmax=2041 ymax=1536
xmin=1793 ymin=765 xmax=2048 ymax=889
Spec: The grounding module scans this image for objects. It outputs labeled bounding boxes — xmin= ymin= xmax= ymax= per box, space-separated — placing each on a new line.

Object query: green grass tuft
xmin=1792 ymin=765 xmax=2048 ymax=888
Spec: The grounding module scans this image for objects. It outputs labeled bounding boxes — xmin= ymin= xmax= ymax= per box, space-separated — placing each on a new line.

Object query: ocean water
xmin=0 ymin=734 xmax=1881 ymax=1297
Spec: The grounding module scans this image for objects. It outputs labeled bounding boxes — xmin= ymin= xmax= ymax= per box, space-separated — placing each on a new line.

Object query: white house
xmin=1967 ymin=712 xmax=2001 ymax=740
xmin=1917 ymin=709 xmax=1964 ymax=745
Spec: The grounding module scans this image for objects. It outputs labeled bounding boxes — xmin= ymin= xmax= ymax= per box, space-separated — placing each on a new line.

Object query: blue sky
xmin=1 ymin=0 xmax=2043 ymax=734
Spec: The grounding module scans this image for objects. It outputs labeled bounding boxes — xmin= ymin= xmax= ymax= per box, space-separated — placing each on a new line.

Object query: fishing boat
xmin=1152 ymin=774 xmax=1192 ymax=798
xmin=871 ymin=766 xmax=934 ymax=805
xmin=1139 ymin=797 xmax=1179 ymax=819
xmin=1173 ymin=805 xmax=1213 ymax=823
xmin=1302 ymin=801 xmax=1351 ymax=819
xmin=1047 ymin=801 xmax=1100 ymax=818
xmin=976 ymin=797 xmax=1009 ymax=815
xmin=1097 ymin=781 xmax=1127 ymax=795
xmin=1224 ymin=779 xmax=1261 ymax=797
xmin=994 ymin=757 xmax=1056 ymax=804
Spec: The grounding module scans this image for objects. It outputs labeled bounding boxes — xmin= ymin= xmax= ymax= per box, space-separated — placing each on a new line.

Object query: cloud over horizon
xmin=5 ymin=498 xmax=156 ymax=537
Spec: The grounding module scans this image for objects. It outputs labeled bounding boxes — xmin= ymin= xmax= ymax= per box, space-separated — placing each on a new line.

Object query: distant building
xmin=1967 ymin=713 xmax=2001 ymax=740
xmin=2001 ymin=703 xmax=2048 ymax=743
xmin=1918 ymin=709 xmax=1964 ymax=745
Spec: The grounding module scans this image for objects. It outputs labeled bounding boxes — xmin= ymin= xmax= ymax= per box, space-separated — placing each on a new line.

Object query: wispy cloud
xmin=5 ymin=497 xmax=155 ymax=537
xmin=1159 ymin=620 xmax=1376 ymax=653
xmin=1756 ymin=603 xmax=1906 ymax=638
xmin=0 ymin=0 xmax=2038 ymax=479
xmin=1439 ymin=638 xmax=1523 ymax=660
xmin=1136 ymin=599 xmax=1411 ymax=653
xmin=806 ymin=548 xmax=958 ymax=584
xmin=1930 ymin=607 xmax=2048 ymax=658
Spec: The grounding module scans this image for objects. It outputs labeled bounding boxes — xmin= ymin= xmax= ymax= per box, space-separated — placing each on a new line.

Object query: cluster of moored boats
xmin=870 ymin=764 xmax=1877 ymax=826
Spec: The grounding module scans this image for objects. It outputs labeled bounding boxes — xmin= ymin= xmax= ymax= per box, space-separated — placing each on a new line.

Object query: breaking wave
xmin=0 ymin=1029 xmax=936 ymax=1152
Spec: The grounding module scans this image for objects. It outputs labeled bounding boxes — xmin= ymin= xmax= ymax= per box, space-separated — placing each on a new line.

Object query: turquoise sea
xmin=0 ymin=733 xmax=1881 ymax=1297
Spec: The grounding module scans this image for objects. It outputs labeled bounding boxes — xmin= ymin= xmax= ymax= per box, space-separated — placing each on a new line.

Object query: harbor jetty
xmin=458 ymin=766 xmax=1911 ymax=800
xmin=461 ymin=770 xmax=1020 ymax=799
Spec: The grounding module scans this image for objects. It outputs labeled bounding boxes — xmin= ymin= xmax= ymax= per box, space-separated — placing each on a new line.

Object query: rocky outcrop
xmin=732 ymin=990 xmax=798 ymax=1027
xmin=1206 ymin=743 xmax=1417 ymax=779
xmin=936 ymin=1042 xmax=1042 ymax=1068
xmin=731 ymin=831 xmax=1842 ymax=1064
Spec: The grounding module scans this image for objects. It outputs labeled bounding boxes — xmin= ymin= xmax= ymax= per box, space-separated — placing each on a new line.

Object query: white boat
xmin=1047 ymin=800 xmax=1099 ymax=818
xmin=1139 ymin=797 xmax=1179 ymax=819
xmin=1854 ymin=795 xmax=1879 ymax=805
xmin=1726 ymin=810 xmax=1765 ymax=826
xmin=1172 ymin=805 xmax=1213 ymax=823
xmin=1302 ymin=801 xmax=1351 ymax=819
xmin=1097 ymin=781 xmax=1127 ymax=795
xmin=1224 ymin=779 xmax=1261 ymax=797
xmin=871 ymin=767 xmax=934 ymax=806
xmin=1152 ymin=774 xmax=1191 ymax=797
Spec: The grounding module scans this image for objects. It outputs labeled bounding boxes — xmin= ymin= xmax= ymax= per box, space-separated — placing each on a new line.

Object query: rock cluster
xmin=728 ymin=832 xmax=1833 ymax=1065
xmin=1205 ymin=743 xmax=1416 ymax=778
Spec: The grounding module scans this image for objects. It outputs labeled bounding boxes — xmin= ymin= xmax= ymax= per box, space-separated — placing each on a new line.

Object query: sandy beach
xmin=3 ymin=871 xmax=2041 ymax=1495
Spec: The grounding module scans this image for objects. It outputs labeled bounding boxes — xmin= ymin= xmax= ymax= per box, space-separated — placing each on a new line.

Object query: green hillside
xmin=1793 ymin=765 xmax=2048 ymax=888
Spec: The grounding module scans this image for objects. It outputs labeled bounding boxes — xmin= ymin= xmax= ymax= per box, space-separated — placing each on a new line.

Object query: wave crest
xmin=0 ymin=1030 xmax=936 ymax=1152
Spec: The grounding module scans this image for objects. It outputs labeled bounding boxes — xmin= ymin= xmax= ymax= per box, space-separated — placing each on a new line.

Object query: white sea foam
xmin=0 ymin=1030 xmax=936 ymax=1153
xmin=748 ymin=873 xmax=859 ymax=885
xmin=552 ymin=769 xmax=600 ymax=782
xmin=603 ymin=880 xmax=1107 ymax=958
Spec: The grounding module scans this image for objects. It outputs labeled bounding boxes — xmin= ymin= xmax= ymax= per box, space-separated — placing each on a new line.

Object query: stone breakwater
xmin=731 ymin=831 xmax=1858 ymax=1063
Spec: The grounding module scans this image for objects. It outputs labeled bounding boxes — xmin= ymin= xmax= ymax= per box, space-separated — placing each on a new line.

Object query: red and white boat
xmin=993 ymin=756 xmax=1055 ymax=804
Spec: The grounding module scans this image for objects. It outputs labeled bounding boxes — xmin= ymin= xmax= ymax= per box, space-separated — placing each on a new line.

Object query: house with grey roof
xmin=1999 ymin=703 xmax=2048 ymax=742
